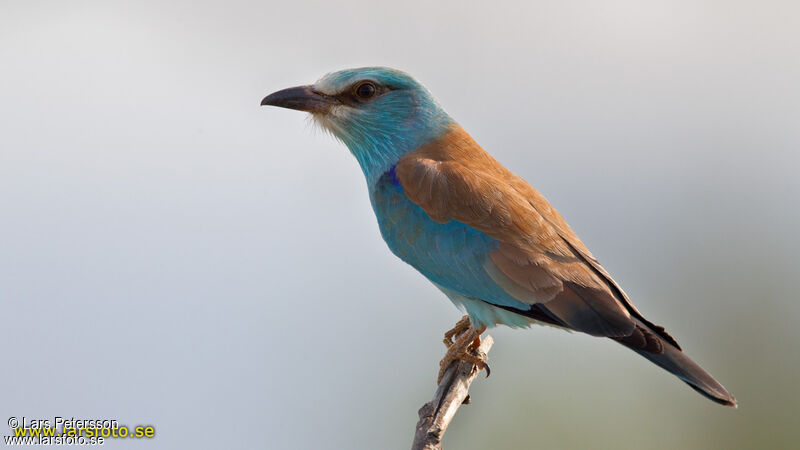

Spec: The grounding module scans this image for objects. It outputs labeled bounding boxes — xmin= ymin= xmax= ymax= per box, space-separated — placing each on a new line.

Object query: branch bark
xmin=411 ymin=335 xmax=494 ymax=450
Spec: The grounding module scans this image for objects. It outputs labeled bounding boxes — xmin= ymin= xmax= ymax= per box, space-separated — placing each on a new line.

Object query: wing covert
xmin=395 ymin=125 xmax=637 ymax=337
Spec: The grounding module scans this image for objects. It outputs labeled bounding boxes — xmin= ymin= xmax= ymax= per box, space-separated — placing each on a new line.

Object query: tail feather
xmin=618 ymin=320 xmax=737 ymax=408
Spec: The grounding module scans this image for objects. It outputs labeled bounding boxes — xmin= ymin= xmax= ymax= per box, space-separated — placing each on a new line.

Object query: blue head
xmin=261 ymin=67 xmax=454 ymax=183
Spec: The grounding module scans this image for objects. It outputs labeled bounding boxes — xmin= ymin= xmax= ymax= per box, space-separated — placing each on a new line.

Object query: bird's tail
xmin=616 ymin=320 xmax=737 ymax=408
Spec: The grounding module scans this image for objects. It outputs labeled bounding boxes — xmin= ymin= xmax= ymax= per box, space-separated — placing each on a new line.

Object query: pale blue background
xmin=2 ymin=1 xmax=799 ymax=448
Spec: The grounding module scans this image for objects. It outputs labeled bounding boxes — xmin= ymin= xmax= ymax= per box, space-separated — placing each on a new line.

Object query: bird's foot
xmin=442 ymin=314 xmax=472 ymax=348
xmin=437 ymin=316 xmax=489 ymax=384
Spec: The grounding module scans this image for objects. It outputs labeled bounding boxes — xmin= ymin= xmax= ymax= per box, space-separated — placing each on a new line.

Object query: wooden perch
xmin=412 ymin=335 xmax=494 ymax=450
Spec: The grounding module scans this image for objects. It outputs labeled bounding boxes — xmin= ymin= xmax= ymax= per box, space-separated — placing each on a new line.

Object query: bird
xmin=260 ymin=67 xmax=736 ymax=407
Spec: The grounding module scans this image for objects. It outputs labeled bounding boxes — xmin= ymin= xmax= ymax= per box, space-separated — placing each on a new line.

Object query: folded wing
xmin=396 ymin=125 xmax=668 ymax=340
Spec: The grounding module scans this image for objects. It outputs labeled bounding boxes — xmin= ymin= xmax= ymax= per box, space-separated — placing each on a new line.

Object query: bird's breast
xmin=369 ymin=166 xmax=505 ymax=300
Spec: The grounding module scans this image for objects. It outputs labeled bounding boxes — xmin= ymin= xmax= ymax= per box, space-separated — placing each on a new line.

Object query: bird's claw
xmin=437 ymin=316 xmax=489 ymax=384
xmin=442 ymin=315 xmax=472 ymax=348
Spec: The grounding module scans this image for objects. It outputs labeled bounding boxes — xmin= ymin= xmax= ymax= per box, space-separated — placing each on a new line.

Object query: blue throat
xmin=345 ymin=114 xmax=453 ymax=186
xmin=330 ymin=96 xmax=454 ymax=186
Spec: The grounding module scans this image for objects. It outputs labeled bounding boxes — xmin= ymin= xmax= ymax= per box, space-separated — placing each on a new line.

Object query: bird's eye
xmin=354 ymin=82 xmax=377 ymax=100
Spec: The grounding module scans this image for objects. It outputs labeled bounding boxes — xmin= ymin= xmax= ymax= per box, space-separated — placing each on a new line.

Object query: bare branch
xmin=411 ymin=335 xmax=494 ymax=450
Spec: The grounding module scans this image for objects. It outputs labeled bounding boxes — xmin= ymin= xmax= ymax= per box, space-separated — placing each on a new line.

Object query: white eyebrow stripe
xmin=313 ymin=73 xmax=343 ymax=96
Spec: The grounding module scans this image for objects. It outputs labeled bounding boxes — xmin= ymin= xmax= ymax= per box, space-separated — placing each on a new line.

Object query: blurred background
xmin=2 ymin=1 xmax=798 ymax=448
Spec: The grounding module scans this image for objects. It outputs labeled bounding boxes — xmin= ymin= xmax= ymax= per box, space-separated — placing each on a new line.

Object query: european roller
xmin=261 ymin=67 xmax=736 ymax=407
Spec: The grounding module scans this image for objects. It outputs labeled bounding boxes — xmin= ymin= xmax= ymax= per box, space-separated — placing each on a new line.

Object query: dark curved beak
xmin=260 ymin=85 xmax=337 ymax=113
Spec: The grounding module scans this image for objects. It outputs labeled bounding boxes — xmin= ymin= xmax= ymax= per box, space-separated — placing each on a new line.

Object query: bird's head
xmin=261 ymin=67 xmax=453 ymax=181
